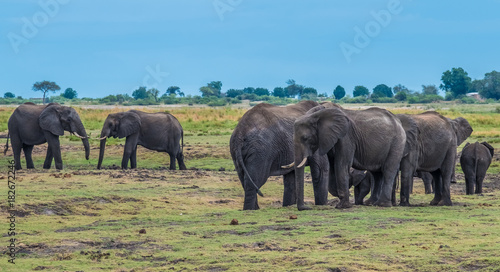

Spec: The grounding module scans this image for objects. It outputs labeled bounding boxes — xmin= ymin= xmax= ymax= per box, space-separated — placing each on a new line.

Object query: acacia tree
xmin=148 ymin=88 xmax=160 ymax=102
xmin=33 ymin=80 xmax=60 ymax=104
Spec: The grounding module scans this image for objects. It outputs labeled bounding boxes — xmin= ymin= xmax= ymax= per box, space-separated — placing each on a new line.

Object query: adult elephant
xmin=230 ymin=101 xmax=329 ymax=210
xmin=97 ymin=110 xmax=186 ymax=170
xmin=398 ymin=112 xmax=472 ymax=206
xmin=460 ymin=141 xmax=494 ymax=195
xmin=290 ymin=105 xmax=406 ymax=210
xmin=5 ymin=102 xmax=90 ymax=170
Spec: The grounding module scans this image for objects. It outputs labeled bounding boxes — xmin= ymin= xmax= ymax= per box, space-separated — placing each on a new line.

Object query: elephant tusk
xmin=297 ymin=157 xmax=308 ymax=168
xmin=96 ymin=136 xmax=107 ymax=140
xmin=281 ymin=162 xmax=295 ymax=169
xmin=72 ymin=132 xmax=88 ymax=139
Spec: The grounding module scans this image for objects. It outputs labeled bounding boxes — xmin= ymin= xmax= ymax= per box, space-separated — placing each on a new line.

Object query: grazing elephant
xmin=290 ymin=105 xmax=406 ymax=210
xmin=230 ymin=101 xmax=329 ymax=210
xmin=5 ymin=102 xmax=90 ymax=170
xmin=348 ymin=169 xmax=374 ymax=205
xmin=460 ymin=141 xmax=494 ymax=195
xmin=97 ymin=110 xmax=186 ymax=170
xmin=398 ymin=112 xmax=472 ymax=206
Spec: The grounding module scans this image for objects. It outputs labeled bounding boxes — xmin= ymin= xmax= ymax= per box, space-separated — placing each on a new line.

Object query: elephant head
xmin=291 ymin=107 xmax=350 ymax=210
xmin=39 ymin=103 xmax=90 ymax=160
xmin=449 ymin=117 xmax=473 ymax=146
xmin=97 ymin=111 xmax=141 ymax=169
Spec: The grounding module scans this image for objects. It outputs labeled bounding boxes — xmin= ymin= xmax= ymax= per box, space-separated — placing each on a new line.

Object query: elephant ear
xmin=481 ymin=142 xmax=494 ymax=157
xmin=117 ymin=112 xmax=141 ymax=138
xmin=39 ymin=104 xmax=64 ymax=136
xmin=317 ymin=108 xmax=350 ymax=156
xmin=451 ymin=117 xmax=473 ymax=146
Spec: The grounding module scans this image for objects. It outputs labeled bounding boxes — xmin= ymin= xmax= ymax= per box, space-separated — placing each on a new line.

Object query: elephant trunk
xmin=294 ymin=148 xmax=311 ymax=211
xmin=97 ymin=130 xmax=109 ymax=169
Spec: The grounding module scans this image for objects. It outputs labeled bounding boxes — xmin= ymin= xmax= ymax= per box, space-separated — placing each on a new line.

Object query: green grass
xmin=1 ymin=103 xmax=500 ymax=271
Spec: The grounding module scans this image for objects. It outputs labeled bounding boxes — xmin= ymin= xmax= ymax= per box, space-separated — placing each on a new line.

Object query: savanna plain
xmin=1 ymin=102 xmax=500 ymax=272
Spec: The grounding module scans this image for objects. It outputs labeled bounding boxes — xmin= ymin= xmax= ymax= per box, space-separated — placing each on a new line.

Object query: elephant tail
xmin=3 ymin=132 xmax=9 ymax=156
xmin=236 ymin=148 xmax=264 ymax=197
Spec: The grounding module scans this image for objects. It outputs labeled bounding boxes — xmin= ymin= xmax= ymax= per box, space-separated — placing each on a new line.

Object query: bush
xmin=207 ymin=98 xmax=227 ymax=107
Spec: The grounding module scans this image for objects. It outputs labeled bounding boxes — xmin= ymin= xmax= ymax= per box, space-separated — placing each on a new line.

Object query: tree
xmin=243 ymin=87 xmax=255 ymax=94
xmin=61 ymin=88 xmax=77 ymax=99
xmin=393 ymin=84 xmax=411 ymax=94
xmin=440 ymin=67 xmax=471 ymax=98
xmin=372 ymin=84 xmax=393 ymax=98
xmin=148 ymin=88 xmax=160 ymax=102
xmin=199 ymin=81 xmax=223 ymax=98
xmin=226 ymin=89 xmax=243 ymax=98
xmin=254 ymin=87 xmax=270 ymax=96
xmin=422 ymin=84 xmax=439 ymax=95
xmin=478 ymin=70 xmax=500 ymax=100
xmin=285 ymin=79 xmax=304 ymax=98
xmin=4 ymin=92 xmax=15 ymax=98
xmin=333 ymin=85 xmax=346 ymax=100
xmin=353 ymin=85 xmax=369 ymax=97
xmin=272 ymin=87 xmax=286 ymax=98
xmin=394 ymin=91 xmax=407 ymax=101
xmin=166 ymin=86 xmax=180 ymax=96
xmin=208 ymin=81 xmax=222 ymax=92
xmin=32 ymin=80 xmax=60 ymax=104
xmin=132 ymin=86 xmax=149 ymax=99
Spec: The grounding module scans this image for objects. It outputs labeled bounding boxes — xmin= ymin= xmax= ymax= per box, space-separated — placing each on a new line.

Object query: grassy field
xmin=1 ymin=103 xmax=500 ymax=271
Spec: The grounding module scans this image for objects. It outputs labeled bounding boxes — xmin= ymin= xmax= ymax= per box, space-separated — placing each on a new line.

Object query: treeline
xmin=2 ymin=67 xmax=500 ymax=106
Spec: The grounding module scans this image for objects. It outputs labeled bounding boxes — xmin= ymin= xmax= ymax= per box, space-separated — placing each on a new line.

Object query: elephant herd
xmin=231 ymin=101 xmax=494 ymax=211
xmin=4 ymin=102 xmax=495 ymax=211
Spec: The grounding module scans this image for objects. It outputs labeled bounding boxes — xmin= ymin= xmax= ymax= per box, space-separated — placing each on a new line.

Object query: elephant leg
xmin=130 ymin=146 xmax=137 ymax=169
xmin=437 ymin=151 xmax=456 ymax=206
xmin=177 ymin=152 xmax=187 ymax=170
xmin=334 ymin=166 xmax=352 ymax=209
xmin=43 ymin=146 xmax=53 ymax=169
xmin=475 ymin=168 xmax=486 ymax=195
xmin=357 ymin=178 xmax=371 ymax=205
xmin=168 ymin=153 xmax=176 ymax=170
xmin=23 ymin=144 xmax=35 ymax=169
xmin=44 ymin=132 xmax=62 ymax=170
xmin=11 ymin=139 xmax=23 ymax=170
xmin=328 ymin=161 xmax=338 ymax=197
xmin=399 ymin=163 xmax=415 ymax=206
xmin=122 ymin=135 xmax=139 ymax=169
xmin=464 ymin=170 xmax=475 ymax=195
xmin=365 ymin=172 xmax=382 ymax=205
xmin=430 ymin=170 xmax=443 ymax=205
xmin=310 ymin=156 xmax=328 ymax=205
xmin=282 ymin=171 xmax=296 ymax=206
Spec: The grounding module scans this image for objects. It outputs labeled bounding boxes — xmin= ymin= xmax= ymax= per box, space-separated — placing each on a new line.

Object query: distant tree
xmin=477 ymin=70 xmax=500 ymax=99
xmin=61 ymin=88 xmax=77 ymax=99
xmin=199 ymin=81 xmax=223 ymax=98
xmin=132 ymin=86 xmax=149 ymax=99
xmin=394 ymin=91 xmax=407 ymax=101
xmin=32 ymin=80 xmax=60 ymax=104
xmin=353 ymin=85 xmax=369 ymax=97
xmin=4 ymin=92 xmax=15 ymax=98
xmin=209 ymin=81 xmax=223 ymax=92
xmin=226 ymin=89 xmax=244 ymax=98
xmin=243 ymin=87 xmax=255 ymax=94
xmin=166 ymin=86 xmax=180 ymax=96
xmin=393 ymin=84 xmax=411 ymax=94
xmin=440 ymin=67 xmax=471 ymax=98
xmin=272 ymin=87 xmax=286 ymax=98
xmin=302 ymin=87 xmax=317 ymax=96
xmin=254 ymin=87 xmax=270 ymax=96
xmin=421 ymin=84 xmax=439 ymax=95
xmin=285 ymin=79 xmax=304 ymax=98
xmin=148 ymin=88 xmax=160 ymax=102
xmin=372 ymin=84 xmax=393 ymax=98
xmin=333 ymin=85 xmax=346 ymax=100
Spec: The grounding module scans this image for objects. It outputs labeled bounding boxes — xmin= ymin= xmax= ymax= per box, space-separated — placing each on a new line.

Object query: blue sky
xmin=2 ymin=0 xmax=500 ymax=99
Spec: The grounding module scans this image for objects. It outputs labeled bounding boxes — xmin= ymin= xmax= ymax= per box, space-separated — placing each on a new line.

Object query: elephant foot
xmin=429 ymin=198 xmax=441 ymax=206
xmin=335 ymin=201 xmax=352 ymax=209
xmin=364 ymin=198 xmax=375 ymax=206
xmin=438 ymin=199 xmax=453 ymax=206
xmin=373 ymin=200 xmax=392 ymax=207
xmin=399 ymin=201 xmax=410 ymax=207
xmin=298 ymin=204 xmax=312 ymax=211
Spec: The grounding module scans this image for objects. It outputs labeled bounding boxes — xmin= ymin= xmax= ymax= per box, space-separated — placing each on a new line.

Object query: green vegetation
xmin=1 ymin=104 xmax=499 ymax=271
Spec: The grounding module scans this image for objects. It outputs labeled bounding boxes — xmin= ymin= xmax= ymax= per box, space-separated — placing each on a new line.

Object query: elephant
xmin=5 ymin=102 xmax=90 ymax=170
xmin=97 ymin=110 xmax=186 ymax=170
xmin=397 ymin=112 xmax=472 ymax=206
xmin=415 ymin=171 xmax=434 ymax=194
xmin=230 ymin=101 xmax=329 ymax=210
xmin=290 ymin=104 xmax=407 ymax=210
xmin=460 ymin=141 xmax=494 ymax=195
xmin=348 ymin=169 xmax=373 ymax=205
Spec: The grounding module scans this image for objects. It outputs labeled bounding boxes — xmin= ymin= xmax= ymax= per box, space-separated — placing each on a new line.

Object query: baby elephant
xmin=460 ymin=142 xmax=494 ymax=195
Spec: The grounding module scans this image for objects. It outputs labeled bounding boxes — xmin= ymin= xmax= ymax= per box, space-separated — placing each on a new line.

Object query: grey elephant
xmin=5 ymin=102 xmax=90 ymax=170
xmin=415 ymin=171 xmax=434 ymax=194
xmin=97 ymin=110 xmax=186 ymax=170
xmin=290 ymin=104 xmax=406 ymax=210
xmin=398 ymin=112 xmax=472 ymax=206
xmin=230 ymin=101 xmax=329 ymax=210
xmin=460 ymin=141 xmax=494 ymax=195
xmin=348 ymin=169 xmax=373 ymax=205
